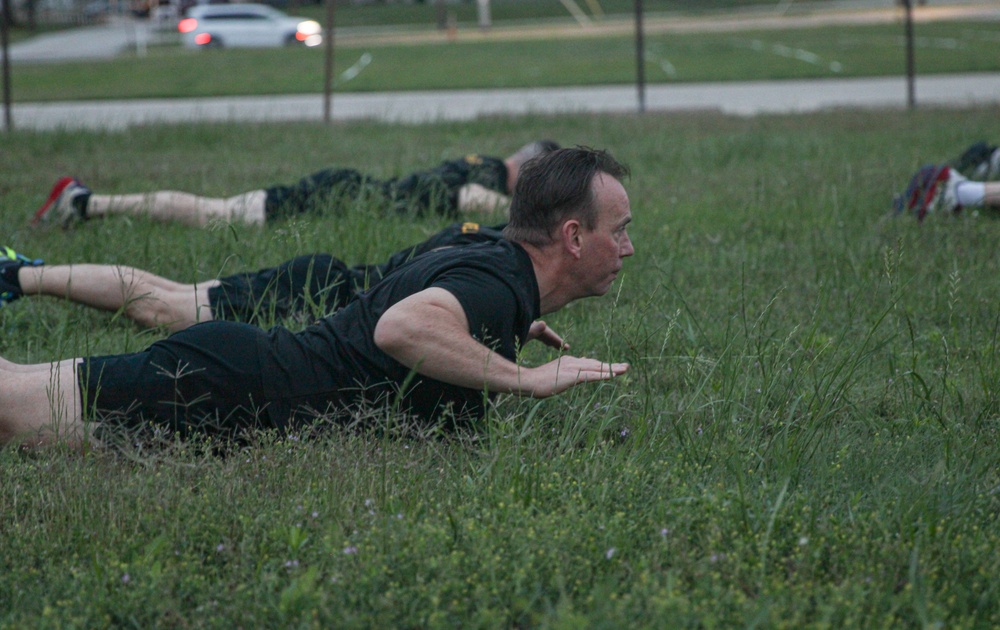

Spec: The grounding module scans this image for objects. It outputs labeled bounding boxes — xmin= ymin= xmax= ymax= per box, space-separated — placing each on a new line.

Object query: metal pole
xmin=634 ymin=0 xmax=645 ymax=113
xmin=903 ymin=0 xmax=915 ymax=109
xmin=435 ymin=0 xmax=446 ymax=30
xmin=322 ymin=0 xmax=336 ymax=124
xmin=476 ymin=0 xmax=491 ymax=31
xmin=1 ymin=0 xmax=12 ymax=132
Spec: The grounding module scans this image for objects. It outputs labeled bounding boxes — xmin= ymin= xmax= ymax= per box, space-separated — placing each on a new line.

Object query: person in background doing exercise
xmin=894 ymin=141 xmax=1000 ymax=221
xmin=33 ymin=141 xmax=560 ymax=228
xmin=0 ymin=222 xmax=505 ymax=332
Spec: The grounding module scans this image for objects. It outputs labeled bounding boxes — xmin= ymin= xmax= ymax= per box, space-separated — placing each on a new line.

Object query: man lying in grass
xmin=894 ymin=140 xmax=1000 ymax=221
xmin=33 ymin=141 xmax=559 ymax=228
xmin=0 ymin=222 xmax=508 ymax=333
xmin=0 ymin=147 xmax=633 ymax=447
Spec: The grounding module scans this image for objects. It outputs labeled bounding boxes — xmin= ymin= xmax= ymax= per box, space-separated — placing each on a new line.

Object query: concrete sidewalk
xmin=9 ymin=72 xmax=1000 ymax=130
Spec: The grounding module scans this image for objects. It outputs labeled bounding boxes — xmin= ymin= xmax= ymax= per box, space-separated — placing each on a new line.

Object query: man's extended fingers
xmin=529 ymin=321 xmax=569 ymax=350
xmin=541 ymin=329 xmax=568 ymax=350
xmin=531 ymin=357 xmax=629 ymax=397
xmin=578 ymin=362 xmax=629 ymax=380
xmin=609 ymin=362 xmax=629 ymax=376
xmin=560 ymin=359 xmax=628 ymax=382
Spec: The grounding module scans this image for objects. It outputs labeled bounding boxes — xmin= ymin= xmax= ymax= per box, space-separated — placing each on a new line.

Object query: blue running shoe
xmin=0 ymin=246 xmax=43 ymax=306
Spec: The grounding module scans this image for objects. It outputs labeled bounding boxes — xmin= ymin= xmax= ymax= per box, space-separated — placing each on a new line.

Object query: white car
xmin=178 ymin=4 xmax=322 ymax=49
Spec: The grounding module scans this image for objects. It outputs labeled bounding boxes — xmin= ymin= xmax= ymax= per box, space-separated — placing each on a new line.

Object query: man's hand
xmin=521 ymin=356 xmax=629 ymax=398
xmin=457 ymin=184 xmax=510 ymax=215
xmin=527 ymin=320 xmax=568 ymax=350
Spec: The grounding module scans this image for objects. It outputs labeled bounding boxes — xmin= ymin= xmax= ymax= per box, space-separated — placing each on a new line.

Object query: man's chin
xmin=591 ymin=283 xmax=613 ymax=297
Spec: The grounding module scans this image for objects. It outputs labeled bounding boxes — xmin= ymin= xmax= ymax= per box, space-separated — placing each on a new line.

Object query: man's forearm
xmin=374 ymin=288 xmax=627 ymax=399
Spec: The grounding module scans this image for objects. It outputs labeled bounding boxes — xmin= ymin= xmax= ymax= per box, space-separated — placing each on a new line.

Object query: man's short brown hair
xmin=502 ymin=147 xmax=629 ymax=247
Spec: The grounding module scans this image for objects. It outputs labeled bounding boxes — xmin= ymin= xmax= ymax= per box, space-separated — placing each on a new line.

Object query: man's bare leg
xmin=984 ymin=182 xmax=1000 ymax=205
xmin=18 ymin=265 xmax=219 ymax=332
xmin=0 ymin=358 xmax=87 ymax=447
xmin=86 ymin=190 xmax=267 ymax=227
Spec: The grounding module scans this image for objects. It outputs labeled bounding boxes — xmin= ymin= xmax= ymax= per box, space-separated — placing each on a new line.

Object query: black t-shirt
xmin=258 ymin=239 xmax=540 ymax=425
xmin=208 ymin=222 xmax=508 ymax=324
xmin=347 ymin=221 xmax=507 ymax=293
xmin=386 ymin=154 xmax=508 ymax=217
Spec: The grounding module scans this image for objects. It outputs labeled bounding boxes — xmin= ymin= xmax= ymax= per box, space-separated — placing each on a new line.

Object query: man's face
xmin=577 ymin=172 xmax=634 ymax=297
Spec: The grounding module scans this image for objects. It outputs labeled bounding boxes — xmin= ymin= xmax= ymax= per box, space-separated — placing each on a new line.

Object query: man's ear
xmin=560 ymin=219 xmax=583 ymax=259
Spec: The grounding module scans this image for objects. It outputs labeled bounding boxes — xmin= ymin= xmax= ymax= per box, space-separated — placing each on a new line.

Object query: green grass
xmin=2 ymin=107 xmax=1000 ymax=625
xmin=9 ymin=19 xmax=1000 ymax=101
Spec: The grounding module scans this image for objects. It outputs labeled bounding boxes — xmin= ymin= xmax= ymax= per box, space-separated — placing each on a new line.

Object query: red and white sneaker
xmin=892 ymin=164 xmax=966 ymax=221
xmin=32 ymin=177 xmax=91 ymax=228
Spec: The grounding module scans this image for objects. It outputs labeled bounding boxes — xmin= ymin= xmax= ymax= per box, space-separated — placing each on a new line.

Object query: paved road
xmin=9 ymin=72 xmax=1000 ymax=130
xmin=6 ymin=15 xmax=160 ymax=63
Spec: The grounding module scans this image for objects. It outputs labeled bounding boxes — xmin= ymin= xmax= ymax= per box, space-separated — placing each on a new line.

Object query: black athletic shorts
xmin=78 ymin=321 xmax=277 ymax=440
xmin=77 ymin=323 xmax=363 ymax=441
xmin=263 ymin=168 xmax=377 ymax=220
xmin=207 ymin=255 xmax=359 ymax=326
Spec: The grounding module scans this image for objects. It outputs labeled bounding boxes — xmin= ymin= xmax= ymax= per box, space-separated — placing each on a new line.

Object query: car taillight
xmin=195 ymin=33 xmax=212 ymax=45
xmin=296 ymin=20 xmax=321 ymax=36
xmin=178 ymin=17 xmax=198 ymax=33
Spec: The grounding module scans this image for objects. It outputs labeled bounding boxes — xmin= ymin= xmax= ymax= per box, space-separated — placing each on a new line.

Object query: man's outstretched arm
xmin=373 ymin=287 xmax=627 ymax=398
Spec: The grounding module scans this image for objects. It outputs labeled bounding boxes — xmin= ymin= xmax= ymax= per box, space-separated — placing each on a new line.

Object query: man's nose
xmin=621 ymin=234 xmax=635 ymax=257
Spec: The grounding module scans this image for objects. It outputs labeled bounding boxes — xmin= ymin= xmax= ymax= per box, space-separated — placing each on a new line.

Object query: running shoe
xmin=0 ymin=245 xmax=43 ymax=307
xmin=893 ymin=164 xmax=966 ymax=221
xmin=32 ymin=177 xmax=90 ymax=228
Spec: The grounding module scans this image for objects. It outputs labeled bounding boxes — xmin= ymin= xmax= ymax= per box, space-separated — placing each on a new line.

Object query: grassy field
xmin=9 ymin=18 xmax=1000 ymax=101
xmin=2 ymin=106 xmax=1000 ymax=625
